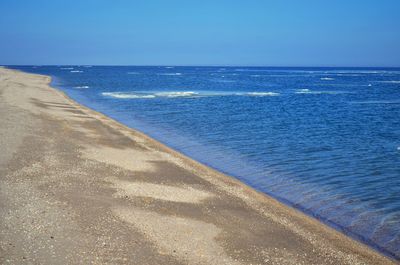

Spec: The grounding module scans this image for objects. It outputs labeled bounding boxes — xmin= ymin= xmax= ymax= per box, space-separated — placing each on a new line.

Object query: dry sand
xmin=0 ymin=67 xmax=396 ymax=264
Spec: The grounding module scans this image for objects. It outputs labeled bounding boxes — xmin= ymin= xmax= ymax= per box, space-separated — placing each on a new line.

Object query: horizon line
xmin=3 ymin=64 xmax=400 ymax=68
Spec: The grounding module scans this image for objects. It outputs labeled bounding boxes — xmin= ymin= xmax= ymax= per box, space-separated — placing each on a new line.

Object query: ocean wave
xmin=320 ymin=77 xmax=335 ymax=81
xmin=102 ymin=91 xmax=200 ymax=99
xmin=74 ymin=86 xmax=90 ymax=89
xmin=311 ymin=83 xmax=371 ymax=87
xmin=61 ymin=67 xmax=74 ymax=70
xmin=101 ymin=92 xmax=156 ymax=99
xmin=155 ymin=91 xmax=199 ymax=98
xmin=296 ymin=89 xmax=312 ymax=93
xmin=158 ymin=73 xmax=182 ymax=76
xmin=127 ymin=72 xmax=140 ymax=75
xmin=101 ymin=90 xmax=281 ymax=99
xmin=377 ymin=81 xmax=400 ymax=84
xmin=246 ymin=92 xmax=280 ymax=96
xmin=70 ymin=70 xmax=83 ymax=73
xmin=295 ymin=89 xmax=348 ymax=95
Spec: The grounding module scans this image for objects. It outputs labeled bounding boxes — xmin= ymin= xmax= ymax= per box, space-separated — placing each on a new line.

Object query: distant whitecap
xmin=102 ymin=92 xmax=156 ymax=99
xmin=378 ymin=81 xmax=400 ymax=84
xmin=158 ymin=73 xmax=182 ymax=76
xmin=155 ymin=91 xmax=198 ymax=97
xmin=246 ymin=92 xmax=280 ymax=97
xmin=101 ymin=90 xmax=282 ymax=99
xmin=296 ymin=89 xmax=311 ymax=93
xmin=295 ymin=89 xmax=348 ymax=95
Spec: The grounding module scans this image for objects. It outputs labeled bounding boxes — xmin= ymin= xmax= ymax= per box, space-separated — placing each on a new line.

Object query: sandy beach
xmin=0 ymin=67 xmax=396 ymax=264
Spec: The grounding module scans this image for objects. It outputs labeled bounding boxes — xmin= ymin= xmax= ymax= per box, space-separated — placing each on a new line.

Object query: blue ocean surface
xmin=11 ymin=65 xmax=400 ymax=259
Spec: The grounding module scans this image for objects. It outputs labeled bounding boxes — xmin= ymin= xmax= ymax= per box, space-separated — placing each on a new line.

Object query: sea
xmin=10 ymin=65 xmax=400 ymax=259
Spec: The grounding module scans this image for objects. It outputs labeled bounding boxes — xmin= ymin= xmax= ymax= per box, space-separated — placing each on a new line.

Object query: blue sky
xmin=0 ymin=0 xmax=399 ymax=66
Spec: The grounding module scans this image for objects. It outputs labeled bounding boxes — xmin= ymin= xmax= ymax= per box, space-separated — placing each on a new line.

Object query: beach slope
xmin=0 ymin=67 xmax=395 ymax=264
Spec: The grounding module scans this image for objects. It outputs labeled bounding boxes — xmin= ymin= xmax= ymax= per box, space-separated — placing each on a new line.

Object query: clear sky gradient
xmin=1 ymin=0 xmax=399 ymax=66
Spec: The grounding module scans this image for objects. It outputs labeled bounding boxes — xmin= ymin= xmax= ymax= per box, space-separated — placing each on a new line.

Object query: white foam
xmin=102 ymin=92 xmax=156 ymax=99
xmin=165 ymin=66 xmax=174 ymax=69
xmin=325 ymin=70 xmax=383 ymax=74
xmin=158 ymin=73 xmax=182 ymax=76
xmin=378 ymin=81 xmax=400 ymax=84
xmin=295 ymin=89 xmax=347 ymax=95
xmin=101 ymin=90 xmax=284 ymax=99
xmin=320 ymin=77 xmax=335 ymax=81
xmin=154 ymin=91 xmax=199 ymax=98
xmin=246 ymin=92 xmax=280 ymax=97
xmin=102 ymin=91 xmax=201 ymax=99
xmin=74 ymin=86 xmax=90 ymax=89
xmin=296 ymin=89 xmax=311 ymax=93
xmin=70 ymin=70 xmax=83 ymax=73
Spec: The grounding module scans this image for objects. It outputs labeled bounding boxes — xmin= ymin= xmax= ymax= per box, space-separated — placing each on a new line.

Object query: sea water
xmin=12 ymin=65 xmax=400 ymax=259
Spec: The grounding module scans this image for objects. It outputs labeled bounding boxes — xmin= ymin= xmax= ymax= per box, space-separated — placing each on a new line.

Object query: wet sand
xmin=0 ymin=67 xmax=396 ymax=264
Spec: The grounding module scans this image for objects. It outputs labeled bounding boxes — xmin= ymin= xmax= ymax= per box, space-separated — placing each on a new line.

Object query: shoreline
xmin=0 ymin=66 xmax=396 ymax=264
